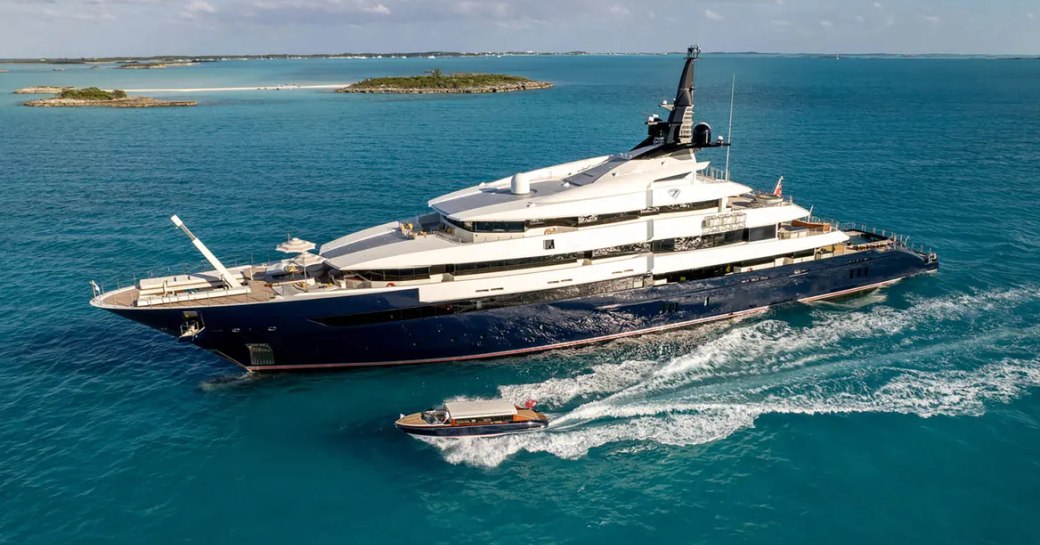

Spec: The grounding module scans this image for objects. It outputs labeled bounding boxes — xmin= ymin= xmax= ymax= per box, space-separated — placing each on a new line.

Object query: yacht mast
xmin=665 ymin=44 xmax=700 ymax=145
xmin=725 ymin=74 xmax=735 ymax=180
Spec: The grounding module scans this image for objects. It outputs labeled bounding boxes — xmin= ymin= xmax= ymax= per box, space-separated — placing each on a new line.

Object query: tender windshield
xmin=421 ymin=408 xmax=449 ymax=424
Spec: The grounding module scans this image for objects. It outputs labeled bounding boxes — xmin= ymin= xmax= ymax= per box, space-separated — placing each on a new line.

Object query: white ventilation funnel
xmin=511 ymin=172 xmax=531 ymax=195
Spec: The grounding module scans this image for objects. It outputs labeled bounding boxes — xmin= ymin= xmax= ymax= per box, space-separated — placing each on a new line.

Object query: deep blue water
xmin=1 ymin=55 xmax=1039 ymax=544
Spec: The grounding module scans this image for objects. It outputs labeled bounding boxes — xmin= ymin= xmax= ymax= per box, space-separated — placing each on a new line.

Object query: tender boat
xmin=395 ymin=399 xmax=548 ymax=438
xmin=90 ymin=45 xmax=938 ymax=372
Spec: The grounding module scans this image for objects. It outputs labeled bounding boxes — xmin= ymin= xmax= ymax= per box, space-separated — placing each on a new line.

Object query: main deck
xmin=93 ymin=224 xmax=918 ymax=312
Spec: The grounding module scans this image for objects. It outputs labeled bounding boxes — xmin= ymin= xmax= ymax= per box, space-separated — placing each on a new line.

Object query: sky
xmin=1 ymin=0 xmax=1037 ymax=58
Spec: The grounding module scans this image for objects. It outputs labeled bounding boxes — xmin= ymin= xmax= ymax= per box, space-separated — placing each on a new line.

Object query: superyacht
xmin=91 ymin=46 xmax=938 ymax=371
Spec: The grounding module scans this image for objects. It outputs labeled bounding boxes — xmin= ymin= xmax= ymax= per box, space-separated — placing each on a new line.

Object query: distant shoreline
xmin=2 ymin=52 xmax=1038 ymax=64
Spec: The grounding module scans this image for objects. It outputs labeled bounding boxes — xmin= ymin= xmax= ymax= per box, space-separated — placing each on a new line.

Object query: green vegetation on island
xmin=338 ymin=70 xmax=552 ymax=94
xmin=58 ymin=87 xmax=128 ymax=100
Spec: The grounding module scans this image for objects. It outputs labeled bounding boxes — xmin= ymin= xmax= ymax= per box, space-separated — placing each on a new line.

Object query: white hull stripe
xmin=797 ymin=278 xmax=902 ymax=303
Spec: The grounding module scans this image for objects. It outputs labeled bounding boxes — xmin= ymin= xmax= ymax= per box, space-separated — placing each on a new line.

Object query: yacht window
xmin=544 ymin=239 xmax=555 ymax=250
xmin=473 ymin=221 xmax=525 ymax=233
xmin=744 ymin=224 xmax=778 ymax=242
xmin=443 ymin=200 xmax=722 ymax=235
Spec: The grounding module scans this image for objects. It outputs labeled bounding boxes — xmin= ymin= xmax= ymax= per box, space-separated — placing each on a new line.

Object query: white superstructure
xmin=316 ymin=149 xmax=841 ymax=299
xmin=95 ymin=46 xmax=856 ymax=312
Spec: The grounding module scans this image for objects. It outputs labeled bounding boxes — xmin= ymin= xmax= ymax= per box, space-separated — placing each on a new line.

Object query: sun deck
xmin=99 ymin=278 xmax=279 ymax=308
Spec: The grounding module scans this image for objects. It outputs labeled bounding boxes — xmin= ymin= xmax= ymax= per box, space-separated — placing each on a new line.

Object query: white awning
xmin=444 ymin=400 xmax=518 ymax=420
xmin=277 ymin=237 xmax=316 ymax=254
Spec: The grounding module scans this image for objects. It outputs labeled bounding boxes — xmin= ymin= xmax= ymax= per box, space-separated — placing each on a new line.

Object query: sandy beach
xmin=119 ymin=83 xmax=351 ymax=93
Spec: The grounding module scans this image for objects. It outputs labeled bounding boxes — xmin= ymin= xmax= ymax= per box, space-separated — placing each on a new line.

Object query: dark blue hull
xmin=106 ymin=247 xmax=937 ymax=371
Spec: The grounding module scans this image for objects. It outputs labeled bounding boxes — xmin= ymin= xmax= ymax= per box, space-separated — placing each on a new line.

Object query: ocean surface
xmin=1 ymin=54 xmax=1039 ymax=544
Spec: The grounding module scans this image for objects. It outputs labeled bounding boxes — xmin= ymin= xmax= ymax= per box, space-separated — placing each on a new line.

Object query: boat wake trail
xmin=427 ymin=288 xmax=1040 ymax=467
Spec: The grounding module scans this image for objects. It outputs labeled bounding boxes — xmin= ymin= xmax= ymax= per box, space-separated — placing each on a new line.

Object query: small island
xmin=22 ymin=86 xmax=197 ymax=108
xmin=337 ymin=70 xmax=552 ymax=94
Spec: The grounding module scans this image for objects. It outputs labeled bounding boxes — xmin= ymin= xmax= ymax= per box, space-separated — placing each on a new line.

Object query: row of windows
xmin=355 ymin=253 xmax=584 ymax=282
xmin=350 ymin=225 xmax=778 ymax=282
xmin=650 ymin=225 xmax=777 ymax=253
xmin=318 ymin=247 xmax=833 ymax=329
xmin=446 ymin=199 xmax=722 ymax=233
xmin=655 ymin=248 xmax=816 ymax=284
xmin=456 ymin=416 xmax=513 ymax=425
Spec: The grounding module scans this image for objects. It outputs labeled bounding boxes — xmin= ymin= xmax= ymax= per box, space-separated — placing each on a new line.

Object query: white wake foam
xmin=429 ymin=288 xmax=1040 ymax=467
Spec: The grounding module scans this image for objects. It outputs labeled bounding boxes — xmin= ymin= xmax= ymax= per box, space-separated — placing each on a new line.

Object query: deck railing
xmin=93 ymin=253 xmax=271 ymax=296
xmin=805 ymin=216 xmax=935 ymax=257
xmin=700 ymin=167 xmax=730 ymax=182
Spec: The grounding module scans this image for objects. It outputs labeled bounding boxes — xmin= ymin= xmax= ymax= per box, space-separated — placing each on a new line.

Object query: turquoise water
xmin=1 ymin=55 xmax=1039 ymax=544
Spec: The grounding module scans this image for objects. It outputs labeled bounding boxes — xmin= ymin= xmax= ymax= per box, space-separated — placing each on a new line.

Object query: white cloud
xmin=42 ymin=1 xmax=117 ymax=21
xmin=181 ymin=0 xmax=215 ymax=19
xmin=43 ymin=7 xmax=116 ymax=21
xmin=6 ymin=0 xmax=1039 ymax=58
xmin=241 ymin=0 xmax=399 ymax=24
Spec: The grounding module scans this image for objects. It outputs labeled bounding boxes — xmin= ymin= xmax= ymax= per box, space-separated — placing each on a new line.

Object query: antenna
xmin=724 ymin=74 xmax=735 ymax=180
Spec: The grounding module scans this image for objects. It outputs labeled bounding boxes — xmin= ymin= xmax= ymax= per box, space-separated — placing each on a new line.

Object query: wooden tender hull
xmin=395 ymin=409 xmax=548 ymax=438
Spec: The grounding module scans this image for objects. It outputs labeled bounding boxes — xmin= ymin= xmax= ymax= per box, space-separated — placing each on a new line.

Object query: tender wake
xmin=427 ymin=288 xmax=1040 ymax=467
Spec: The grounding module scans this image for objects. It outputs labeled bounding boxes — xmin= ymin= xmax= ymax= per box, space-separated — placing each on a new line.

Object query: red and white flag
xmin=773 ymin=176 xmax=784 ymax=197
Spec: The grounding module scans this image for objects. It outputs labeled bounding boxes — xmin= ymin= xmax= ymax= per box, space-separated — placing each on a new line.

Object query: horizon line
xmin=3 ymin=49 xmax=1039 ymax=63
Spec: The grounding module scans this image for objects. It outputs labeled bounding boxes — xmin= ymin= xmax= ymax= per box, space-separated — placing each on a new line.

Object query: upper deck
xmin=427 ymin=150 xmax=748 ymax=224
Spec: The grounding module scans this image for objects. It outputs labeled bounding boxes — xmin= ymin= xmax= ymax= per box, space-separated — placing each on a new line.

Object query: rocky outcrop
xmin=14 ymin=86 xmax=73 ymax=94
xmin=23 ymin=97 xmax=197 ymax=108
